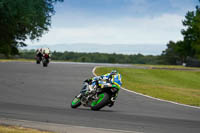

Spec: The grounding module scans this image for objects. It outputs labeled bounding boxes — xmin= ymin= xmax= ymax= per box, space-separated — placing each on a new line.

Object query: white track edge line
xmin=92 ymin=66 xmax=200 ymax=110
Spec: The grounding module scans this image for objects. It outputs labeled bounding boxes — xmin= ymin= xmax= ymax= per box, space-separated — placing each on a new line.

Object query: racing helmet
xmin=110 ymin=70 xmax=118 ymax=75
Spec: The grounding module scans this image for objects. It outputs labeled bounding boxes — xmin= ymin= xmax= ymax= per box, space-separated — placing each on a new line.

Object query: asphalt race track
xmin=0 ymin=62 xmax=200 ymax=133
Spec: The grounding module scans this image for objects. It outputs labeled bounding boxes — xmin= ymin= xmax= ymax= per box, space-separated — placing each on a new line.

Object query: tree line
xmin=161 ymin=0 xmax=200 ymax=66
xmin=0 ymin=0 xmax=63 ymax=57
xmin=18 ymin=49 xmax=163 ymax=65
xmin=0 ymin=0 xmax=200 ymax=66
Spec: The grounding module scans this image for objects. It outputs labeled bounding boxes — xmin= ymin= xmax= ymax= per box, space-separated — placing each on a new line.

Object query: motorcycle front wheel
xmin=90 ymin=92 xmax=109 ymax=111
xmin=71 ymin=97 xmax=81 ymax=108
xmin=36 ymin=60 xmax=40 ymax=64
xmin=36 ymin=57 xmax=41 ymax=64
xmin=43 ymin=60 xmax=48 ymax=67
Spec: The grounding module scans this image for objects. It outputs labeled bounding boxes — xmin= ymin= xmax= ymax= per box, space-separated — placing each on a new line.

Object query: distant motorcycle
xmin=42 ymin=53 xmax=50 ymax=67
xmin=71 ymin=80 xmax=120 ymax=111
xmin=35 ymin=53 xmax=42 ymax=64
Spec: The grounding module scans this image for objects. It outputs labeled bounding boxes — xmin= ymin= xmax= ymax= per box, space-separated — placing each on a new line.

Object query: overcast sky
xmin=27 ymin=0 xmax=198 ymax=46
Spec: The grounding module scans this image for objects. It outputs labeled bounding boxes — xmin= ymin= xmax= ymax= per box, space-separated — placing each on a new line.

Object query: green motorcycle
xmin=71 ymin=80 xmax=120 ymax=111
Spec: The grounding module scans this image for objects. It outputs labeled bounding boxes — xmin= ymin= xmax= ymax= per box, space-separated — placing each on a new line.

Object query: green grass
xmin=0 ymin=125 xmax=52 ymax=133
xmin=95 ymin=67 xmax=200 ymax=107
xmin=0 ymin=59 xmax=34 ymax=62
xmin=134 ymin=64 xmax=200 ymax=70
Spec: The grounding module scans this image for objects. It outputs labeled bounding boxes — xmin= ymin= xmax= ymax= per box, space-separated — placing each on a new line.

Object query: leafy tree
xmin=181 ymin=2 xmax=200 ymax=59
xmin=0 ymin=0 xmax=63 ymax=57
xmin=162 ymin=41 xmax=187 ymax=64
xmin=162 ymin=1 xmax=200 ymax=64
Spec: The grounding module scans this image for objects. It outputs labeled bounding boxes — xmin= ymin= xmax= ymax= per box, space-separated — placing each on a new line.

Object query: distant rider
xmin=42 ymin=48 xmax=51 ymax=57
xmin=41 ymin=48 xmax=51 ymax=62
xmin=80 ymin=70 xmax=122 ymax=107
xmin=36 ymin=48 xmax=43 ymax=60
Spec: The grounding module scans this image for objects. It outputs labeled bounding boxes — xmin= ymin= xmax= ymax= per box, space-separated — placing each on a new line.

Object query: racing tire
xmin=36 ymin=60 xmax=40 ymax=64
xmin=71 ymin=97 xmax=81 ymax=108
xmin=91 ymin=92 xmax=109 ymax=111
xmin=36 ymin=57 xmax=41 ymax=64
xmin=43 ymin=61 xmax=48 ymax=67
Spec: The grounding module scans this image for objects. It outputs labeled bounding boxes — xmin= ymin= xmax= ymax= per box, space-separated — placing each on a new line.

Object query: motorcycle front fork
xmin=76 ymin=93 xmax=82 ymax=98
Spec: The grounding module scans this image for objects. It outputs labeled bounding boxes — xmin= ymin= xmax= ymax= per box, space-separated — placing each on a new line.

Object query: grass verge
xmin=95 ymin=66 xmax=200 ymax=107
xmin=0 ymin=59 xmax=34 ymax=62
xmin=134 ymin=64 xmax=200 ymax=70
xmin=0 ymin=125 xmax=52 ymax=133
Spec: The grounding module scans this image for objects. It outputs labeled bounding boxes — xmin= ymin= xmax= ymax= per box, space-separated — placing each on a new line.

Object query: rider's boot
xmin=108 ymin=97 xmax=115 ymax=107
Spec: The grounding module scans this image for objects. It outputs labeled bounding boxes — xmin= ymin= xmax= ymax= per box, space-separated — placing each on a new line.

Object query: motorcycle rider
xmin=36 ymin=48 xmax=43 ymax=61
xmin=42 ymin=48 xmax=51 ymax=61
xmin=80 ymin=70 xmax=122 ymax=107
xmin=42 ymin=48 xmax=51 ymax=57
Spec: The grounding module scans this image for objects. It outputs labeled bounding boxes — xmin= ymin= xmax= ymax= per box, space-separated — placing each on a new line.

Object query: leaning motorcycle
xmin=71 ymin=80 xmax=120 ymax=111
xmin=42 ymin=54 xmax=50 ymax=67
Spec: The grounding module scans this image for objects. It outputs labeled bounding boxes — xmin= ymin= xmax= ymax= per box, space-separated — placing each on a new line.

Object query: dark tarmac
xmin=0 ymin=62 xmax=200 ymax=133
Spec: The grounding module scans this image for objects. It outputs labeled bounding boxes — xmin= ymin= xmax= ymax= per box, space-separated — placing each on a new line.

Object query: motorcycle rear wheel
xmin=91 ymin=92 xmax=109 ymax=111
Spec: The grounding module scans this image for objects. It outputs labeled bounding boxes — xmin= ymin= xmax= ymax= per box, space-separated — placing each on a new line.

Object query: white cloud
xmin=26 ymin=13 xmax=184 ymax=46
